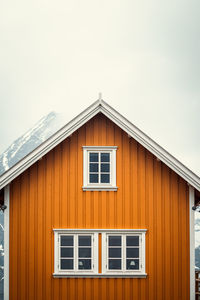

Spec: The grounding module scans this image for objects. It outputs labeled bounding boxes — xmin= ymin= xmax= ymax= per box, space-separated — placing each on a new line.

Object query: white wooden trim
xmin=82 ymin=187 xmax=118 ymax=191
xmin=1 ymin=99 xmax=199 ymax=191
xmin=82 ymin=146 xmax=118 ymax=150
xmin=189 ymin=186 xmax=195 ymax=300
xmin=4 ymin=185 xmax=9 ymax=300
xmin=53 ymin=273 xmax=147 ymax=278
xmin=141 ymin=231 xmax=146 ymax=274
xmin=93 ymin=233 xmax=99 ymax=274
xmin=53 ymin=229 xmax=147 ymax=233
xmin=54 ymin=231 xmax=59 ymax=274
xmin=101 ymin=233 xmax=106 ymax=274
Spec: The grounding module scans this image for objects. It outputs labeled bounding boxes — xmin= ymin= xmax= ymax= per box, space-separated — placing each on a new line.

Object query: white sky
xmin=0 ymin=0 xmax=200 ymax=176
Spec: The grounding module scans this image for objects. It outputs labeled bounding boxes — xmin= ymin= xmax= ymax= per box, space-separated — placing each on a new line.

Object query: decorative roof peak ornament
xmin=98 ymin=92 xmax=102 ymax=105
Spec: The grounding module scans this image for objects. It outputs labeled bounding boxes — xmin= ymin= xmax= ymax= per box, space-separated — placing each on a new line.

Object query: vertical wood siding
xmin=10 ymin=113 xmax=189 ymax=300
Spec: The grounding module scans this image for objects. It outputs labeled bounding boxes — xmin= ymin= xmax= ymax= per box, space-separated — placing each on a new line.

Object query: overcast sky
xmin=0 ymin=0 xmax=200 ymax=176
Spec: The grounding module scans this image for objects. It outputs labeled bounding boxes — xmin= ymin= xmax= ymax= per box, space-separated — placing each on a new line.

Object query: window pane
xmin=126 ymin=259 xmax=140 ymax=270
xmin=109 ymin=236 xmax=121 ymax=246
xmin=60 ymin=259 xmax=73 ymax=270
xmin=126 ymin=248 xmax=139 ymax=258
xmin=109 ymin=259 xmax=121 ymax=270
xmin=78 ymin=259 xmax=91 ymax=270
xmin=109 ymin=248 xmax=121 ymax=258
xmin=101 ymin=153 xmax=110 ymax=162
xmin=89 ymin=174 xmax=98 ymax=183
xmin=101 ymin=163 xmax=110 ymax=172
xmin=89 ymin=153 xmax=98 ymax=162
xmin=101 ymin=174 xmax=110 ymax=183
xmin=79 ymin=236 xmax=91 ymax=246
xmin=126 ymin=236 xmax=139 ymax=246
xmin=90 ymin=163 xmax=98 ymax=172
xmin=61 ymin=248 xmax=73 ymax=258
xmin=79 ymin=248 xmax=91 ymax=258
xmin=61 ymin=236 xmax=73 ymax=246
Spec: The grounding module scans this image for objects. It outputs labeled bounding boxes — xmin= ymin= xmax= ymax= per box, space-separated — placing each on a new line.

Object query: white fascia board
xmin=0 ymin=99 xmax=200 ymax=191
xmin=99 ymin=100 xmax=200 ymax=191
xmin=0 ymin=100 xmax=100 ymax=189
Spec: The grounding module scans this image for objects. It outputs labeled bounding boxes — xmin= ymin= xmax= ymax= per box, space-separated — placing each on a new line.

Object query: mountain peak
xmin=0 ymin=111 xmax=64 ymax=175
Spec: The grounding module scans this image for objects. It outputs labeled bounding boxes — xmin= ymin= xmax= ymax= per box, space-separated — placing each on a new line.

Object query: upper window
xmin=82 ymin=146 xmax=117 ymax=191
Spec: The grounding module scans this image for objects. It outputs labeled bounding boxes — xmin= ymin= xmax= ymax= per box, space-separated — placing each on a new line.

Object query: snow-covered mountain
xmin=0 ymin=111 xmax=65 ymax=175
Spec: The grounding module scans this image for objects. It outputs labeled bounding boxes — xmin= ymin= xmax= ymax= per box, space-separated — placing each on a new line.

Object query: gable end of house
xmin=0 ymin=99 xmax=199 ymax=192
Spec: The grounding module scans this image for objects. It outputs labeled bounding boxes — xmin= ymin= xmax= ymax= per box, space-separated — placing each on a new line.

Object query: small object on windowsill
xmin=192 ymin=205 xmax=200 ymax=212
xmin=0 ymin=204 xmax=7 ymax=212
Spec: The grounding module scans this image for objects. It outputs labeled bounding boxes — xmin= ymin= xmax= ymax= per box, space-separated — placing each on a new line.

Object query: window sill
xmin=53 ymin=273 xmax=147 ymax=278
xmin=82 ymin=186 xmax=118 ymax=191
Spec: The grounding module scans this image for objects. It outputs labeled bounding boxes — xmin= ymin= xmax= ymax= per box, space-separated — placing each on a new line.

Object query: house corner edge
xmin=189 ymin=185 xmax=195 ymax=300
xmin=4 ymin=185 xmax=10 ymax=300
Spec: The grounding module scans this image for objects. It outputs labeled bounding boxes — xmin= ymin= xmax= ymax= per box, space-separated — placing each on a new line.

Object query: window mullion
xmin=140 ymin=235 xmax=142 ymax=270
xmin=58 ymin=234 xmax=60 ymax=271
xmin=88 ymin=152 xmax=90 ymax=185
xmin=75 ymin=234 xmax=78 ymax=272
xmin=106 ymin=234 xmax=108 ymax=271
xmin=110 ymin=151 xmax=112 ymax=185
xmin=99 ymin=152 xmax=100 ymax=184
xmin=91 ymin=234 xmax=93 ymax=270
xmin=123 ymin=235 xmax=125 ymax=273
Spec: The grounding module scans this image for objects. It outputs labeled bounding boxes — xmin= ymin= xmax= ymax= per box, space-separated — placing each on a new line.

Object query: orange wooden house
xmin=0 ymin=99 xmax=200 ymax=300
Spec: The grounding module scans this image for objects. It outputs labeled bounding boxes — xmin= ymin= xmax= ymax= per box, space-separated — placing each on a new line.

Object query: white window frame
xmin=102 ymin=231 xmax=146 ymax=276
xmin=54 ymin=230 xmax=98 ymax=276
xmin=82 ymin=146 xmax=117 ymax=191
xmin=53 ymin=229 xmax=146 ymax=278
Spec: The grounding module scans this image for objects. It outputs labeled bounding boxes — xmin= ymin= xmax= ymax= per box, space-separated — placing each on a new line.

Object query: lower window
xmin=102 ymin=232 xmax=145 ymax=275
xmin=54 ymin=232 xmax=98 ymax=275
xmin=54 ymin=229 xmax=146 ymax=277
